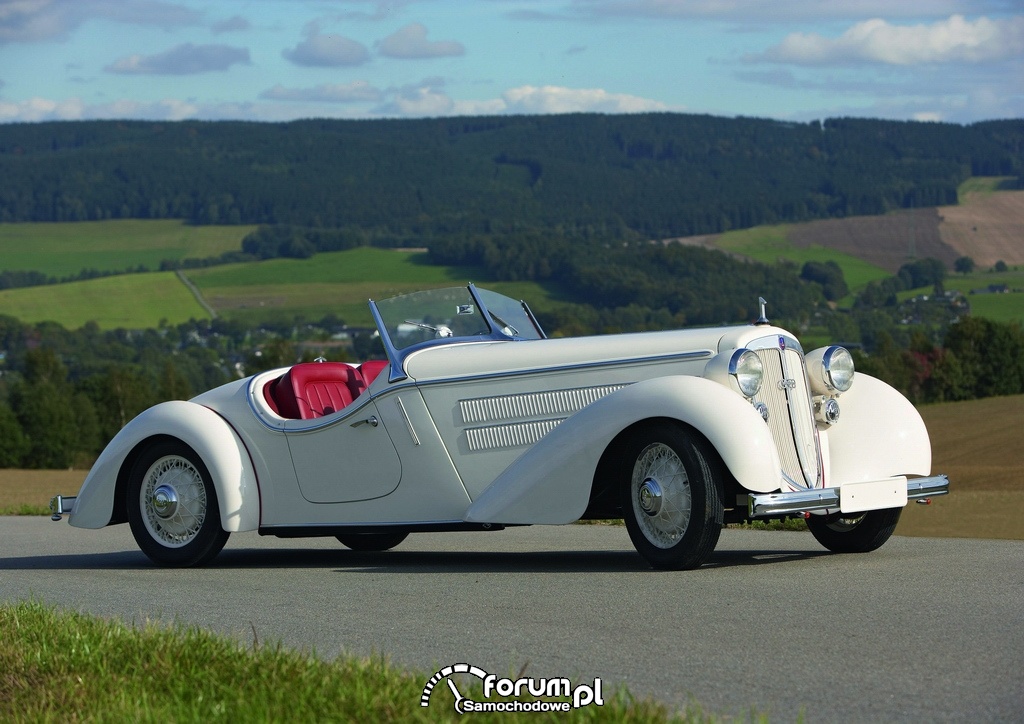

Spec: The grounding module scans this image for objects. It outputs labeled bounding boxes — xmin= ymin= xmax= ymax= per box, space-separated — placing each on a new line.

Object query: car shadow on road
xmin=1 ymin=545 xmax=830 ymax=572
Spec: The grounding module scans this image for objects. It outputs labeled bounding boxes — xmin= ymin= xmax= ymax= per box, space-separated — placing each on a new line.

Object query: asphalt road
xmin=3 ymin=517 xmax=1022 ymax=722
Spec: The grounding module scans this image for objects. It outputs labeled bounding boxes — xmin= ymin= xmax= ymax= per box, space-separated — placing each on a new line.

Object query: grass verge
xmin=0 ymin=601 xmax=729 ymax=723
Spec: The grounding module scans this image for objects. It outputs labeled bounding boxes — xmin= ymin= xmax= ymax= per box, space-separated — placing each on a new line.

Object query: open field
xmin=2 ymin=177 xmax=1022 ymax=329
xmin=0 ymin=271 xmax=209 ymax=328
xmin=189 ymin=246 xmax=570 ymax=327
xmin=939 ymin=177 xmax=1024 ymax=267
xmin=712 ymin=224 xmax=891 ymax=291
xmin=0 ymin=219 xmax=254 ymax=277
xmin=5 ymin=395 xmax=1021 ymax=539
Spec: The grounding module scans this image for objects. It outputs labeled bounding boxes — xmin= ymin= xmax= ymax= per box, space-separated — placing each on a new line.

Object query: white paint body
xmin=66 ymin=307 xmax=934 ymax=535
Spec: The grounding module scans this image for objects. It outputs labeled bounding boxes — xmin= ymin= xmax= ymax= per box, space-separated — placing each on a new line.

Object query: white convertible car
xmin=51 ymin=284 xmax=948 ymax=569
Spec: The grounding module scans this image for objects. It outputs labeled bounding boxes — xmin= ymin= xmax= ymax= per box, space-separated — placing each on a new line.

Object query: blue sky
xmin=1 ymin=0 xmax=1021 ymax=124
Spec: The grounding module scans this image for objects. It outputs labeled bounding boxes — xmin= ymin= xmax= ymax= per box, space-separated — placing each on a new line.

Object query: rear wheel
xmin=618 ymin=423 xmax=723 ymax=570
xmin=806 ymin=508 xmax=902 ymax=553
xmin=127 ymin=440 xmax=229 ymax=567
xmin=336 ymin=532 xmax=408 ymax=551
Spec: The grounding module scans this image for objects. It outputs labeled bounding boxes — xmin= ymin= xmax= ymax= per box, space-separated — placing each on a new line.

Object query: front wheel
xmin=127 ymin=440 xmax=229 ymax=567
xmin=618 ymin=423 xmax=724 ymax=570
xmin=806 ymin=508 xmax=902 ymax=553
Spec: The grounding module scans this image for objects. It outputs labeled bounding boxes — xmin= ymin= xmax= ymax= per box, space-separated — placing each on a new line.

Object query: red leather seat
xmin=276 ymin=362 xmax=358 ymax=420
xmin=353 ymin=359 xmax=388 ymax=395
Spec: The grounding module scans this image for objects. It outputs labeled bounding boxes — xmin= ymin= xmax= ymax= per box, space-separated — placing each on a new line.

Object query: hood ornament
xmin=755 ymin=297 xmax=770 ymax=325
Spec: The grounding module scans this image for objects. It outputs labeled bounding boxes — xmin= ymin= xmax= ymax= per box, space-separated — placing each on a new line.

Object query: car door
xmin=284 ymin=400 xmax=402 ymax=504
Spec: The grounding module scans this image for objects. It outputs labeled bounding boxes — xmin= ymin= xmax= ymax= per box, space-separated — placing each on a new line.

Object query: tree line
xmin=1 ymin=115 xmax=1021 ymax=241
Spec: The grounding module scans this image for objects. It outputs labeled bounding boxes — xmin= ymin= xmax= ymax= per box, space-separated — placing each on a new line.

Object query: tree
xmin=954 ymin=256 xmax=975 ymax=275
xmin=0 ymin=402 xmax=29 ymax=467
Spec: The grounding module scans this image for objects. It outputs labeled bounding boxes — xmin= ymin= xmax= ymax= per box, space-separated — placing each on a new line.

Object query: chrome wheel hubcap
xmin=631 ymin=442 xmax=692 ymax=549
xmin=638 ymin=478 xmax=663 ymax=516
xmin=140 ymin=455 xmax=207 ymax=548
xmin=152 ymin=484 xmax=178 ymax=519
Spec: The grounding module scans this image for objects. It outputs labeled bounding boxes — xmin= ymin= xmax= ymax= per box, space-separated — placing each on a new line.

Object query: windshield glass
xmin=371 ymin=286 xmax=544 ymax=353
xmin=373 ymin=287 xmax=491 ymax=351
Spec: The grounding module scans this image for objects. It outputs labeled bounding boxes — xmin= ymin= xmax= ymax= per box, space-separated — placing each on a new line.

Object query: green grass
xmin=944 ymin=266 xmax=1024 ymax=323
xmin=0 ymin=601 xmax=731 ymax=723
xmin=956 ymin=176 xmax=1018 ymax=197
xmin=0 ymin=272 xmax=209 ymax=329
xmin=189 ymin=247 xmax=571 ymax=327
xmin=714 ymin=225 xmax=890 ymax=292
xmin=0 ymin=219 xmax=255 ymax=277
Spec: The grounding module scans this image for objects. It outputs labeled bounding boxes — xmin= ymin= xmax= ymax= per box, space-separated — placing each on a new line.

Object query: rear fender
xmin=464 ymin=376 xmax=781 ymax=524
xmin=70 ymin=400 xmax=260 ymax=532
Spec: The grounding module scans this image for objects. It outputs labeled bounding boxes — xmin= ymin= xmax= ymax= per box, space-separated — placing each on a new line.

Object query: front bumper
xmin=748 ymin=474 xmax=949 ymax=518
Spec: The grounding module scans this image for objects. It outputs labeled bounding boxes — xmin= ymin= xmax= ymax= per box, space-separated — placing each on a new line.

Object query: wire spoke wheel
xmin=140 ymin=455 xmax=208 ymax=547
xmin=630 ymin=443 xmax=692 ymax=548
xmin=619 ymin=422 xmax=723 ymax=570
xmin=127 ymin=440 xmax=229 ymax=567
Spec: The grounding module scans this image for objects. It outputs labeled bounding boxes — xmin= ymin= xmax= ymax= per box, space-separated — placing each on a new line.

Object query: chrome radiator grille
xmin=754 ymin=345 xmax=821 ymax=489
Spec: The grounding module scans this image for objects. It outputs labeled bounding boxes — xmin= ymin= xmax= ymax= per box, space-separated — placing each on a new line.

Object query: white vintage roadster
xmin=51 ymin=284 xmax=948 ymax=569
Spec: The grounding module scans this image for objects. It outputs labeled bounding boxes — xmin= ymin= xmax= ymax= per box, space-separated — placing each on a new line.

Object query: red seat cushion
xmin=277 ymin=363 xmax=359 ymax=419
xmin=353 ymin=359 xmax=388 ymax=394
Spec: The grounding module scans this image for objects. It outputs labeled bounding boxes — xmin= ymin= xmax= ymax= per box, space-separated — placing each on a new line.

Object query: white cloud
xmin=0 ymin=96 xmax=199 ymax=121
xmin=260 ymin=82 xmax=383 ymax=103
xmin=756 ymin=14 xmax=1024 ymax=66
xmin=106 ymin=43 xmax=251 ymax=75
xmin=212 ymin=15 xmax=250 ymax=34
xmin=283 ymin=22 xmax=370 ymax=67
xmin=375 ymin=23 xmax=464 ymax=59
xmin=565 ymin=1 xmax=1006 ymax=23
xmin=0 ymin=0 xmax=201 ymax=44
xmin=500 ymin=85 xmax=671 ymax=113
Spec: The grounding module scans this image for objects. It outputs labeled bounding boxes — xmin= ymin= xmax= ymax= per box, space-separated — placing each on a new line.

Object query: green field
xmin=188 ymin=246 xmax=568 ymax=327
xmin=0 ymin=271 xmax=209 ymax=328
xmin=0 ymin=219 xmax=254 ymax=277
xmin=713 ymin=224 xmax=891 ymax=292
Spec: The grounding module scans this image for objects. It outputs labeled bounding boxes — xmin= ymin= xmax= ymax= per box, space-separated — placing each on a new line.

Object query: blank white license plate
xmin=839 ymin=477 xmax=908 ymax=514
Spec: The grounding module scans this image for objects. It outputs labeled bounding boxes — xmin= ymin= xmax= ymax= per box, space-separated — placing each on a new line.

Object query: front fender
xmin=824 ymin=373 xmax=931 ymax=484
xmin=70 ymin=400 xmax=260 ymax=532
xmin=465 ymin=376 xmax=781 ymax=525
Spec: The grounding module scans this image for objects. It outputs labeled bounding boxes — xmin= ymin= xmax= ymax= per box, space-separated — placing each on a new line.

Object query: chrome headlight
xmin=822 ymin=346 xmax=854 ymax=392
xmin=729 ymin=349 xmax=764 ymax=398
xmin=806 ymin=345 xmax=855 ymax=394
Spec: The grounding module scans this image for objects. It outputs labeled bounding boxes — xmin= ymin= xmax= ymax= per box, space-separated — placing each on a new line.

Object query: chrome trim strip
xmin=395 ymin=397 xmax=421 ymax=446
xmin=412 ymin=349 xmax=714 ymax=391
xmin=748 ymin=474 xmax=949 ymax=517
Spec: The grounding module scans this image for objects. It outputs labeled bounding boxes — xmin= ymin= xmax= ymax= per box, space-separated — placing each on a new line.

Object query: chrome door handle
xmin=350 ymin=415 xmax=379 ymax=428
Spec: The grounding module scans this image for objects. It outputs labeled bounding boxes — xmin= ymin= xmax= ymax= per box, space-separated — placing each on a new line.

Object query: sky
xmin=0 ymin=0 xmax=1022 ymax=125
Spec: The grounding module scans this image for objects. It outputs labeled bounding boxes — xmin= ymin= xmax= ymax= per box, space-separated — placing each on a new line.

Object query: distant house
xmin=971 ymin=284 xmax=1010 ymax=295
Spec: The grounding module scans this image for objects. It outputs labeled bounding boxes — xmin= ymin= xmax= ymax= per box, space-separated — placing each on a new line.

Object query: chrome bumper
xmin=49 ymin=495 xmax=77 ymax=522
xmin=748 ymin=474 xmax=949 ymax=518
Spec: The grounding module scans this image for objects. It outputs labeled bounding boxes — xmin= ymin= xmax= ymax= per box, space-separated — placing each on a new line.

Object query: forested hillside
xmin=1 ymin=115 xmax=1022 ymax=240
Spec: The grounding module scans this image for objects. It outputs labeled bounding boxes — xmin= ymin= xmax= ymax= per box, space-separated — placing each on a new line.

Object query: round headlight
xmin=729 ymin=349 xmax=764 ymax=398
xmin=822 ymin=346 xmax=854 ymax=392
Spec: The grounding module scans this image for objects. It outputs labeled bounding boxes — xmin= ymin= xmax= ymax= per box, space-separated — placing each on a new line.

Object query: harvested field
xmin=787 ymin=208 xmax=960 ymax=273
xmin=938 ymin=190 xmax=1024 ymax=267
